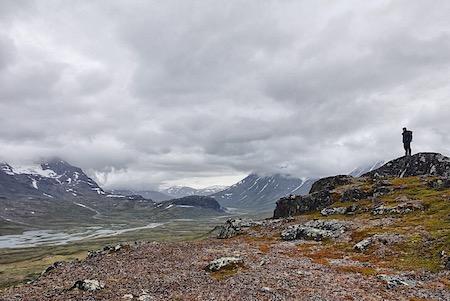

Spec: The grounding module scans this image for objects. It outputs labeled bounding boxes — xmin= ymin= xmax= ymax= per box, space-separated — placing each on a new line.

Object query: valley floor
xmin=1 ymin=216 xmax=448 ymax=301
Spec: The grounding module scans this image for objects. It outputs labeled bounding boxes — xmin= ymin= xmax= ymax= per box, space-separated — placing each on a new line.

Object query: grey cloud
xmin=0 ymin=0 xmax=450 ymax=189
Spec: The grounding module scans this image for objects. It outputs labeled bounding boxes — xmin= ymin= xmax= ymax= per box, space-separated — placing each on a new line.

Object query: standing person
xmin=402 ymin=127 xmax=413 ymax=156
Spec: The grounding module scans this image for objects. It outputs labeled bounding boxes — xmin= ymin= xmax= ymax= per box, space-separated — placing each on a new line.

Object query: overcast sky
xmin=0 ymin=0 xmax=449 ymax=189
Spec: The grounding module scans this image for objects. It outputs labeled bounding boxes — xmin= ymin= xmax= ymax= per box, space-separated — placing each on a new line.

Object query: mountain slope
xmin=0 ymin=159 xmax=106 ymax=200
xmin=110 ymin=189 xmax=171 ymax=202
xmin=0 ymin=159 xmax=157 ymax=227
xmin=161 ymin=185 xmax=228 ymax=199
xmin=213 ymin=174 xmax=315 ymax=211
xmin=349 ymin=160 xmax=385 ymax=177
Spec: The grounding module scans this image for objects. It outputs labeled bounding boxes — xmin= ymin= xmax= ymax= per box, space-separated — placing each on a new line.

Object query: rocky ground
xmin=1 ymin=153 xmax=450 ymax=300
xmin=1 ymin=211 xmax=448 ymax=300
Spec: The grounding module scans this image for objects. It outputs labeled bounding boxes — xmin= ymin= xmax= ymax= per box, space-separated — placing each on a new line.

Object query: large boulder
xmin=216 ymin=218 xmax=259 ymax=239
xmin=353 ymin=234 xmax=403 ymax=252
xmin=363 ymin=152 xmax=450 ymax=178
xmin=273 ymin=190 xmax=332 ymax=218
xmin=309 ymin=175 xmax=354 ymax=194
xmin=281 ymin=219 xmax=348 ymax=241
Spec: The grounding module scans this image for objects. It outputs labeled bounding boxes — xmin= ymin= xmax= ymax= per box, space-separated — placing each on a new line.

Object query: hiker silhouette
xmin=402 ymin=127 xmax=413 ymax=156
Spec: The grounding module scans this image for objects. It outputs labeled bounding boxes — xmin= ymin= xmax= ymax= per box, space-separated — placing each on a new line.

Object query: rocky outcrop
xmin=281 ymin=219 xmax=348 ymax=241
xmin=309 ymin=175 xmax=354 ymax=194
xmin=216 ymin=218 xmax=259 ymax=239
xmin=363 ymin=152 xmax=450 ymax=178
xmin=273 ymin=190 xmax=332 ymax=218
xmin=353 ymin=234 xmax=404 ymax=252
xmin=205 ymin=257 xmax=243 ymax=272
xmin=216 ymin=218 xmax=289 ymax=238
xmin=341 ymin=187 xmax=370 ymax=202
xmin=372 ymin=200 xmax=424 ymax=215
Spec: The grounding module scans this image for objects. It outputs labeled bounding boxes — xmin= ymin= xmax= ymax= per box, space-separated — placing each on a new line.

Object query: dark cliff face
xmin=362 ymin=152 xmax=450 ymax=178
xmin=273 ymin=190 xmax=333 ymax=218
xmin=165 ymin=195 xmax=225 ymax=212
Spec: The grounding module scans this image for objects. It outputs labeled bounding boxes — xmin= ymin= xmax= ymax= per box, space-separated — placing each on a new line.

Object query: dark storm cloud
xmin=0 ymin=0 xmax=450 ymax=189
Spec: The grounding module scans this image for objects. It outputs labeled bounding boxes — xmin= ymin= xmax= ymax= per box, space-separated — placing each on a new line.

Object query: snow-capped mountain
xmin=212 ymin=174 xmax=316 ymax=211
xmin=349 ymin=160 xmax=385 ymax=177
xmin=0 ymin=159 xmax=106 ymax=200
xmin=110 ymin=189 xmax=171 ymax=202
xmin=161 ymin=185 xmax=228 ymax=199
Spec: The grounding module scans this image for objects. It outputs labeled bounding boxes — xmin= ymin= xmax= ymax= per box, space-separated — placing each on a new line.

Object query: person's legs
xmin=405 ymin=142 xmax=411 ymax=156
xmin=404 ymin=143 xmax=408 ymax=156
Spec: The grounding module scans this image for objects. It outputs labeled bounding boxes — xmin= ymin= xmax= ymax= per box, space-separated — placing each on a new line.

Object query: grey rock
xmin=216 ymin=218 xmax=282 ymax=239
xmin=281 ymin=220 xmax=348 ymax=241
xmin=73 ymin=279 xmax=105 ymax=291
xmin=372 ymin=201 xmax=424 ymax=215
xmin=320 ymin=204 xmax=358 ymax=216
xmin=273 ymin=190 xmax=332 ymax=218
xmin=354 ymin=234 xmax=403 ymax=252
xmin=205 ymin=257 xmax=243 ymax=272
xmin=341 ymin=188 xmax=370 ymax=202
xmin=377 ymin=274 xmax=416 ymax=289
xmin=373 ymin=186 xmax=394 ymax=198
xmin=428 ymin=177 xmax=450 ymax=190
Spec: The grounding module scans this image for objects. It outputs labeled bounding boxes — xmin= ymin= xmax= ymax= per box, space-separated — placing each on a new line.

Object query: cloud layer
xmin=1 ymin=0 xmax=449 ymax=189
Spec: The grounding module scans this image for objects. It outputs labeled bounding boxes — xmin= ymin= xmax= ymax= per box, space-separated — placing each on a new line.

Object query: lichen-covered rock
xmin=377 ymin=275 xmax=416 ymax=289
xmin=88 ymin=244 xmax=125 ymax=258
xmin=341 ymin=188 xmax=370 ymax=202
xmin=372 ymin=201 xmax=424 ymax=215
xmin=281 ymin=220 xmax=348 ymax=241
xmin=428 ymin=177 xmax=450 ymax=190
xmin=363 ymin=152 xmax=450 ymax=178
xmin=72 ymin=279 xmax=105 ymax=291
xmin=205 ymin=257 xmax=243 ymax=272
xmin=372 ymin=186 xmax=394 ymax=198
xmin=353 ymin=234 xmax=403 ymax=252
xmin=273 ymin=190 xmax=332 ymax=218
xmin=216 ymin=218 xmax=286 ymax=238
xmin=320 ymin=204 xmax=358 ymax=216
xmin=309 ymin=175 xmax=354 ymax=194
xmin=216 ymin=218 xmax=260 ymax=239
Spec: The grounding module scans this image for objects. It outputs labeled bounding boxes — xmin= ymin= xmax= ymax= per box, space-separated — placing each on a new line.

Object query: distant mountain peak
xmin=213 ymin=173 xmax=316 ymax=211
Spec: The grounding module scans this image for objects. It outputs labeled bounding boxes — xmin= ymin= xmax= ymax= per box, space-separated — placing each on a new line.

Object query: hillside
xmin=1 ymin=153 xmax=448 ymax=300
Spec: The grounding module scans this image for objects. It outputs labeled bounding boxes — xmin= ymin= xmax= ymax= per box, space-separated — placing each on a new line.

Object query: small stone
xmin=73 ymin=279 xmax=105 ymax=291
xmin=377 ymin=274 xmax=415 ymax=289
xmin=205 ymin=257 xmax=243 ymax=272
xmin=260 ymin=287 xmax=272 ymax=293
xmin=122 ymin=294 xmax=134 ymax=299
